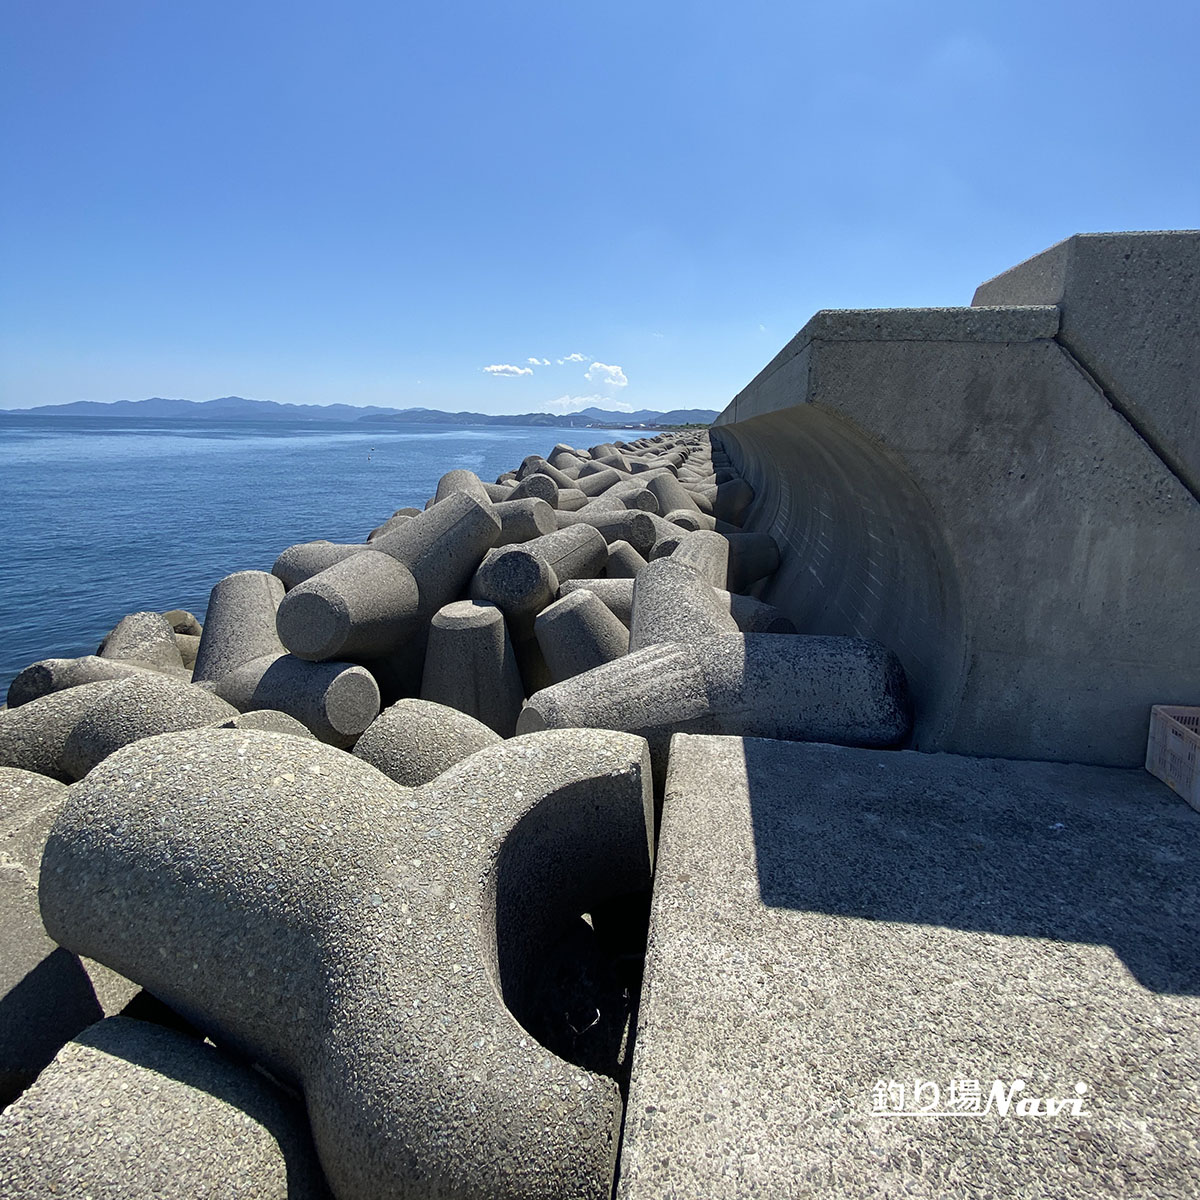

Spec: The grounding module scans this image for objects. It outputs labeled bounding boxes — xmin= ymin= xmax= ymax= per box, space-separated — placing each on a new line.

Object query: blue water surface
xmin=0 ymin=416 xmax=645 ymax=695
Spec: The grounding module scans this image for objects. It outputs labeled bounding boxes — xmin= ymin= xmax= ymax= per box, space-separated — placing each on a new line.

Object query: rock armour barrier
xmin=1 ymin=424 xmax=914 ymax=1196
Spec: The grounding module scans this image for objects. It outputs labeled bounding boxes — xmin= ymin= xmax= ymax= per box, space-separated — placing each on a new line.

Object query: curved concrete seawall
xmin=713 ymin=231 xmax=1200 ymax=766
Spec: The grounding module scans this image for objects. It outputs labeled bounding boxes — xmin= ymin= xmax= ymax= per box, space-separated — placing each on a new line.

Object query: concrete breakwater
xmin=1 ymin=230 xmax=1198 ymax=1198
xmin=0 ymin=427 xmax=912 ymax=1197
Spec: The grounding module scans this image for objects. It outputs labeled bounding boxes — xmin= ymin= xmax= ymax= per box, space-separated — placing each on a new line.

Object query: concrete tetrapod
xmin=275 ymin=550 xmax=421 ymax=661
xmin=0 ymin=681 xmax=124 ymax=780
xmin=470 ymin=525 xmax=608 ymax=623
xmin=212 ymin=654 xmax=380 ymax=748
xmin=432 ymin=468 xmax=493 ymax=508
xmin=99 ymin=611 xmax=187 ymax=673
xmin=370 ymin=492 xmax=503 ymax=620
xmin=507 ymin=472 xmax=559 ymax=507
xmin=517 ymin=632 xmax=912 ymax=777
xmin=534 ymin=590 xmax=630 ymax=683
xmin=420 ymin=600 xmax=526 ymax=736
xmin=628 ymin=558 xmax=739 ymax=651
xmin=492 ymin=497 xmax=558 ymax=546
xmin=7 ymin=655 xmax=156 ymax=708
xmin=0 ymin=1017 xmax=332 ymax=1199
xmin=668 ymin=529 xmax=730 ymax=588
xmin=353 ymin=697 xmax=501 ymax=787
xmin=273 ymin=542 xmax=365 ymax=590
xmin=0 ymin=768 xmax=138 ymax=1104
xmin=192 ymin=571 xmax=287 ymax=686
xmin=59 ymin=674 xmax=239 ymax=780
xmin=40 ymin=726 xmax=655 ymax=1200
xmin=604 ymin=540 xmax=648 ymax=579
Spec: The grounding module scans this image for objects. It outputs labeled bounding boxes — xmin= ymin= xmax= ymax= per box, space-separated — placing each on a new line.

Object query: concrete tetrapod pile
xmin=0 ymin=428 xmax=914 ymax=1198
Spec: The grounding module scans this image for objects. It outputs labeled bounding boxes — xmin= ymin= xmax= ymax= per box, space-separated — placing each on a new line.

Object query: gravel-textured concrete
xmin=174 ymin=631 xmax=200 ymax=669
xmin=619 ymin=734 xmax=1200 ymax=1200
xmin=0 ymin=767 xmax=138 ymax=1105
xmin=493 ymin=496 xmax=558 ymax=546
xmin=432 ymin=467 xmax=493 ymax=507
xmin=272 ymin=541 xmax=365 ymax=589
xmin=212 ymin=654 xmax=380 ymax=748
xmin=554 ymin=508 xmax=660 ymax=557
xmin=508 ymin=472 xmax=559 ymax=507
xmin=604 ymin=539 xmax=648 ymax=578
xmin=516 ymin=455 xmax=578 ymax=490
xmin=162 ymin=609 xmax=203 ymax=636
xmin=192 ymin=571 xmax=287 ymax=686
xmin=371 ymin=491 xmax=502 ymax=620
xmin=517 ymin=633 xmax=912 ymax=775
xmin=99 ymin=610 xmax=187 ymax=673
xmin=7 ymin=655 xmax=154 ymax=708
xmin=573 ymin=467 xmax=624 ymax=497
xmin=535 ymin=589 xmax=630 ymax=683
xmin=275 ymin=549 xmax=421 ymax=661
xmin=214 ymin=709 xmax=316 ymax=739
xmin=629 ymin=558 xmax=739 ymax=651
xmin=669 ymin=529 xmax=729 ymax=587
xmin=60 ymin=674 xmax=239 ymax=780
xmin=420 ymin=600 xmax=526 ymax=736
xmin=562 ymin=577 xmax=796 ymax=633
xmin=41 ymin=726 xmax=654 ymax=1200
xmin=0 ymin=1017 xmax=331 ymax=1198
xmin=0 ymin=680 xmax=123 ymax=780
xmin=353 ymin=697 xmax=500 ymax=786
xmin=470 ymin=525 xmax=607 ymax=622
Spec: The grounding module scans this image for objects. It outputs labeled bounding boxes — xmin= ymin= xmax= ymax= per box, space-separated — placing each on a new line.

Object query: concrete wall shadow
xmin=742 ymin=738 xmax=1200 ymax=995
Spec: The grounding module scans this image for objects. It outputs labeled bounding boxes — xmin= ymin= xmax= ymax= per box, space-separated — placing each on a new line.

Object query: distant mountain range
xmin=2 ymin=396 xmax=716 ymax=428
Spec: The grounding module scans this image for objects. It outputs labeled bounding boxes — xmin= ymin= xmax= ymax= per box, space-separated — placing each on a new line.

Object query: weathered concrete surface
xmin=40 ymin=726 xmax=654 ymax=1200
xmin=0 ymin=1017 xmax=331 ymax=1198
xmin=0 ymin=767 xmax=138 ymax=1105
xmin=619 ymin=734 xmax=1200 ymax=1200
xmin=973 ymin=230 xmax=1200 ymax=501
xmin=714 ymin=285 xmax=1200 ymax=766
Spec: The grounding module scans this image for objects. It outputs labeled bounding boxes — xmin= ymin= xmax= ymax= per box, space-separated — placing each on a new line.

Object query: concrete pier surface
xmin=619 ymin=733 xmax=1200 ymax=1200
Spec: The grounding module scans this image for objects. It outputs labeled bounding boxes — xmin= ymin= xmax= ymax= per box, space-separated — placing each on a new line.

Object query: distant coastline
xmin=1 ymin=395 xmax=717 ymax=430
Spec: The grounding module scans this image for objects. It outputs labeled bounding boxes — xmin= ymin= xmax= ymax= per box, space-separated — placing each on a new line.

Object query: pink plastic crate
xmin=1145 ymin=705 xmax=1200 ymax=812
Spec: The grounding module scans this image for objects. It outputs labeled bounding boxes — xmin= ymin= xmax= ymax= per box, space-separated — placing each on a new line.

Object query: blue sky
xmin=2 ymin=1 xmax=1197 ymax=414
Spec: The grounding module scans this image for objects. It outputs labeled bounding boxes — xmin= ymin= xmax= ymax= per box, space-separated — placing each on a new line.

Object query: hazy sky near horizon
xmin=2 ymin=2 xmax=1197 ymax=415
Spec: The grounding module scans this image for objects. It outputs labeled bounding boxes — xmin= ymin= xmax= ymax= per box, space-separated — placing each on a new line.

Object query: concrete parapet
xmin=973 ymin=230 xmax=1200 ymax=501
xmin=715 ymin=271 xmax=1200 ymax=766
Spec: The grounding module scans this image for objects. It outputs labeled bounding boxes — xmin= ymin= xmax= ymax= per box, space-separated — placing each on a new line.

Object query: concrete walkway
xmin=618 ymin=734 xmax=1200 ymax=1199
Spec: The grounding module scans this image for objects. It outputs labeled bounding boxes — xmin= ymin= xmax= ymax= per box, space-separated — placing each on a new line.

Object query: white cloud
xmin=585 ymin=361 xmax=628 ymax=388
xmin=483 ymin=364 xmax=534 ymax=377
xmin=526 ymin=357 xmax=551 ymax=366
xmin=544 ymin=393 xmax=634 ymax=415
xmin=556 ymin=353 xmax=588 ymax=364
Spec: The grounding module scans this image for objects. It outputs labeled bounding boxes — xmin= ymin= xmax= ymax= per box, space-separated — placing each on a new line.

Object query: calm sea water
xmin=0 ymin=416 xmax=647 ymax=696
